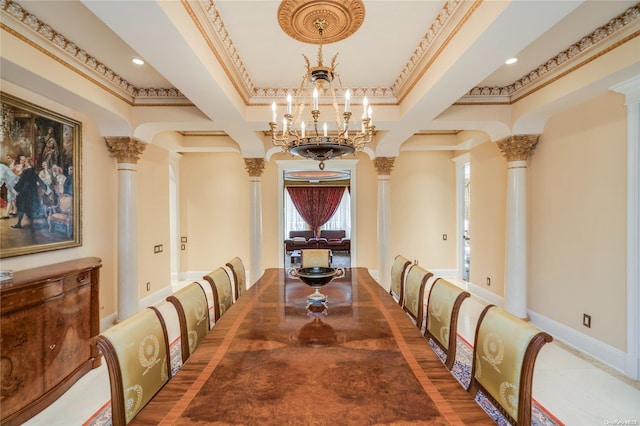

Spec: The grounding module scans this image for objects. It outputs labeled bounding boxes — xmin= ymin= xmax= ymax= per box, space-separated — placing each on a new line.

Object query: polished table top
xmin=131 ymin=268 xmax=492 ymax=425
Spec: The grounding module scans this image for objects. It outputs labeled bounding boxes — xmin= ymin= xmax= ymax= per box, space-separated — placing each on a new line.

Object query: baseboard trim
xmin=528 ymin=310 xmax=628 ymax=375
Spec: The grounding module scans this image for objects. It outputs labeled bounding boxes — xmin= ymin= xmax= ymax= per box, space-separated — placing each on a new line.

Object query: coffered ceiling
xmin=1 ymin=1 xmax=639 ymax=158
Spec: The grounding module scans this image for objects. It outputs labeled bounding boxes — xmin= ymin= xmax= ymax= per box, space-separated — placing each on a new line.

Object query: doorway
xmin=277 ymin=159 xmax=358 ymax=268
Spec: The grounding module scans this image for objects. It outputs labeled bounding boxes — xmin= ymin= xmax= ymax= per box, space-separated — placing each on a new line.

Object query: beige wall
xmin=469 ymin=141 xmax=507 ymax=296
xmin=1 ymin=84 xmax=631 ymax=355
xmin=0 ymin=81 xmax=119 ymax=318
xmin=391 ymin=150 xmax=457 ymax=269
xmin=178 ymin=152 xmax=250 ymax=273
xmin=529 ymin=91 xmax=627 ymax=350
xmin=137 ymin=143 xmax=171 ymax=295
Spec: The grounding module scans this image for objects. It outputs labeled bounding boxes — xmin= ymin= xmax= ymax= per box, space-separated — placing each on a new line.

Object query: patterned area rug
xmin=429 ymin=336 xmax=564 ymax=426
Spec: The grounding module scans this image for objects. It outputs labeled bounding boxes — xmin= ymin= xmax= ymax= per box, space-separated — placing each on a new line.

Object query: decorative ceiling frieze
xmin=391 ymin=0 xmax=463 ymax=96
xmin=2 ymin=0 xmax=638 ymax=108
xmin=463 ymin=3 xmax=640 ymax=103
xmin=0 ymin=0 xmax=187 ymax=105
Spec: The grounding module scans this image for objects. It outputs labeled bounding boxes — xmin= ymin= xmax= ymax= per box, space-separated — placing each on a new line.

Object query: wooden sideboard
xmin=0 ymin=257 xmax=102 ymax=425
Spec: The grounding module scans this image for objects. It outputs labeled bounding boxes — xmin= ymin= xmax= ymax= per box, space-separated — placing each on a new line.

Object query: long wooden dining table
xmin=130 ymin=268 xmax=493 ymax=425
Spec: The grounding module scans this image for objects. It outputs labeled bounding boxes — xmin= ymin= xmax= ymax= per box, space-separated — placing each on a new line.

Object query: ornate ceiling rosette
xmin=277 ymin=0 xmax=365 ymax=45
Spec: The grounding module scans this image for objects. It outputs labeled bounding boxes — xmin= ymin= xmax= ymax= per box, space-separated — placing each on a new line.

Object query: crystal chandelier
xmin=269 ymin=18 xmax=374 ymax=170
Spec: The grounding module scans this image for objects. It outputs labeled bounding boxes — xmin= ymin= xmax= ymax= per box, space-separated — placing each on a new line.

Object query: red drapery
xmin=287 ymin=186 xmax=345 ymax=237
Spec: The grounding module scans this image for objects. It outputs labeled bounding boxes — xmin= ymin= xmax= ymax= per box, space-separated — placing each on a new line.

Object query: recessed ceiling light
xmin=131 ymin=58 xmax=144 ymax=65
xmin=505 ymin=57 xmax=518 ymax=65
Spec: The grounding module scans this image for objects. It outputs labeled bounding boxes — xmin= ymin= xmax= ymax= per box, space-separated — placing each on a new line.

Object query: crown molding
xmin=1 ymin=0 xmax=189 ymax=106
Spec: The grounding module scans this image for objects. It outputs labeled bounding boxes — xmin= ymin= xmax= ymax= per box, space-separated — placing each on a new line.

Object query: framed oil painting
xmin=0 ymin=92 xmax=81 ymax=258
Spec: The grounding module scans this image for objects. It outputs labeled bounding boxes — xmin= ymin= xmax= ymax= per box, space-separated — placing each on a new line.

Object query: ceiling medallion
xmin=277 ymin=0 xmax=365 ymax=44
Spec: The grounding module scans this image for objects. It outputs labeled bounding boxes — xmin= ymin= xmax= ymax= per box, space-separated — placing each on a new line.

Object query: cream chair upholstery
xmin=226 ymin=257 xmax=247 ymax=301
xmin=402 ymin=264 xmax=433 ymax=332
xmin=203 ymin=267 xmax=234 ymax=321
xmin=424 ymin=278 xmax=470 ymax=370
xmin=390 ymin=255 xmax=412 ymax=306
xmin=194 ymin=280 xmax=216 ymax=329
xmin=149 ymin=301 xmax=183 ymax=375
xmin=167 ymin=282 xmax=210 ymax=363
xmin=468 ymin=305 xmax=553 ymax=425
xmin=95 ymin=308 xmax=171 ymax=425
xmin=301 ymin=249 xmax=331 ymax=268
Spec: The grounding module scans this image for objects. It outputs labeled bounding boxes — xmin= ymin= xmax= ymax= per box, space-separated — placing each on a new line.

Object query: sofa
xmin=284 ymin=230 xmax=316 ymax=252
xmin=316 ymin=230 xmax=350 ymax=252
xmin=284 ymin=229 xmax=351 ymax=253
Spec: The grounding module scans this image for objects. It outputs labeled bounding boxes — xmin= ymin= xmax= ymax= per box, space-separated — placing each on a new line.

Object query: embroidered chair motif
xmin=203 ymin=267 xmax=234 ymax=322
xmin=226 ymin=257 xmax=247 ymax=301
xmin=468 ymin=305 xmax=553 ymax=425
xmin=402 ymin=264 xmax=433 ymax=332
xmin=95 ymin=308 xmax=171 ymax=425
xmin=390 ymin=255 xmax=412 ymax=306
xmin=167 ymin=282 xmax=210 ymax=363
xmin=424 ymin=278 xmax=470 ymax=370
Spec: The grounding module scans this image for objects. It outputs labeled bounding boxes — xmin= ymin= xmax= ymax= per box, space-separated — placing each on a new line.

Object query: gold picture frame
xmin=0 ymin=92 xmax=82 ymax=258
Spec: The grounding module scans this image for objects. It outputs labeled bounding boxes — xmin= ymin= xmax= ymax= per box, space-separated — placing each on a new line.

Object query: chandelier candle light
xmin=269 ymin=18 xmax=374 ymax=170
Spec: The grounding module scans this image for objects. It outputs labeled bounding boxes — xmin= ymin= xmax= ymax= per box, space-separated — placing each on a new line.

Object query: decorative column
xmin=244 ymin=158 xmax=265 ymax=286
xmin=374 ymin=157 xmax=395 ymax=290
xmin=497 ymin=134 xmax=539 ymax=319
xmin=105 ymin=137 xmax=146 ymax=321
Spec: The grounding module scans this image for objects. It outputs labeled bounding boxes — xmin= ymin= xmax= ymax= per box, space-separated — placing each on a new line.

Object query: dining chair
xmin=226 ymin=256 xmax=247 ymax=301
xmin=402 ymin=264 xmax=433 ymax=332
xmin=149 ymin=301 xmax=183 ymax=376
xmin=94 ymin=308 xmax=171 ymax=425
xmin=468 ymin=305 xmax=553 ymax=425
xmin=390 ymin=255 xmax=412 ymax=306
xmin=194 ymin=279 xmax=217 ymax=329
xmin=424 ymin=278 xmax=470 ymax=370
xmin=301 ymin=249 xmax=331 ymax=268
xmin=167 ymin=282 xmax=210 ymax=363
xmin=203 ymin=267 xmax=234 ymax=321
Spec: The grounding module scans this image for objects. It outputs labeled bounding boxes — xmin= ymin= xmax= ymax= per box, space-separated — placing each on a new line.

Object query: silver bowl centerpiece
xmin=289 ymin=266 xmax=345 ymax=305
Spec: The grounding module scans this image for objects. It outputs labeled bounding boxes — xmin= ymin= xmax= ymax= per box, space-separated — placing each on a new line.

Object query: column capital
xmin=244 ymin=158 xmax=265 ymax=177
xmin=374 ymin=157 xmax=395 ymax=175
xmin=105 ymin=137 xmax=146 ymax=164
xmin=496 ymin=134 xmax=540 ymax=162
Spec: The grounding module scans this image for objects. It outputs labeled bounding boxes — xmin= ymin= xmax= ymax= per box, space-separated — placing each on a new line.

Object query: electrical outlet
xmin=181 ymin=244 xmax=186 ymax=250
xmin=442 ymin=234 xmax=447 ymax=240
xmin=146 ymin=282 xmax=151 ymax=291
xmin=583 ymin=314 xmax=591 ymax=328
xmin=486 ymin=277 xmax=491 ymax=286
xmin=181 ymin=236 xmax=188 ymax=243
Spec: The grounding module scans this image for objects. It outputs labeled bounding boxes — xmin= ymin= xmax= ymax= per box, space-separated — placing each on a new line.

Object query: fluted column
xmin=244 ymin=158 xmax=265 ymax=286
xmin=497 ymin=134 xmax=539 ymax=319
xmin=375 ymin=157 xmax=395 ymax=290
xmin=105 ymin=137 xmax=146 ymax=321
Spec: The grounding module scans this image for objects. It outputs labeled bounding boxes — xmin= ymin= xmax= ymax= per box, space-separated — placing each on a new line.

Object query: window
xmin=284 ymin=187 xmax=351 ymax=237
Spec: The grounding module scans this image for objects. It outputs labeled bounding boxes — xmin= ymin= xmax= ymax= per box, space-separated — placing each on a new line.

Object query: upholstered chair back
xmin=167 ymin=282 xmax=210 ymax=362
xmin=203 ymin=267 xmax=234 ymax=321
xmin=402 ymin=264 xmax=432 ymax=331
xmin=149 ymin=302 xmax=183 ymax=376
xmin=95 ymin=308 xmax=171 ymax=425
xmin=390 ymin=255 xmax=412 ymax=306
xmin=425 ymin=278 xmax=470 ymax=369
xmin=301 ymin=249 xmax=331 ymax=268
xmin=192 ymin=280 xmax=216 ymax=329
xmin=469 ymin=305 xmax=553 ymax=425
xmin=226 ymin=257 xmax=247 ymax=301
